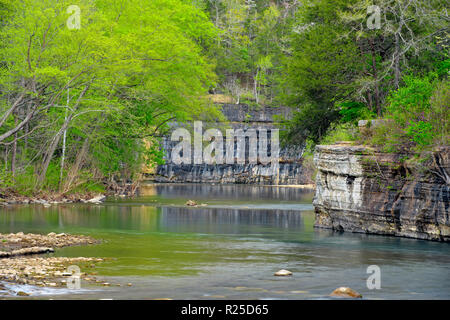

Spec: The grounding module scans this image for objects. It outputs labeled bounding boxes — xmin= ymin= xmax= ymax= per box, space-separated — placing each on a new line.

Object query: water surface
xmin=0 ymin=184 xmax=449 ymax=299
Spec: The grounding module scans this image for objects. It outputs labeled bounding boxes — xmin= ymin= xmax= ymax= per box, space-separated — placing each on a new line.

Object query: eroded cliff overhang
xmin=313 ymin=144 xmax=449 ymax=241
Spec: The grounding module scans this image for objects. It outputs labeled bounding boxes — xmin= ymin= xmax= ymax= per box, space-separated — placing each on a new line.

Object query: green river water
xmin=0 ymin=184 xmax=449 ymax=299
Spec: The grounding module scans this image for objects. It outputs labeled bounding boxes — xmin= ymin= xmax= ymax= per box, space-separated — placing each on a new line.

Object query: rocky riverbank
xmin=0 ymin=232 xmax=99 ymax=254
xmin=313 ymin=143 xmax=449 ymax=241
xmin=0 ymin=232 xmax=105 ymax=294
xmin=0 ymin=193 xmax=106 ymax=206
xmin=0 ymin=257 xmax=103 ymax=291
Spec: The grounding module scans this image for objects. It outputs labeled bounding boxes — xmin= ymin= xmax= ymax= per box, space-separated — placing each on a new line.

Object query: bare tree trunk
xmin=59 ymin=87 xmax=70 ymax=187
xmin=23 ymin=102 xmax=31 ymax=162
xmin=254 ymin=70 xmax=259 ymax=105
xmin=0 ymin=103 xmax=37 ymax=143
xmin=367 ymin=91 xmax=373 ymax=112
xmin=61 ymin=136 xmax=90 ymax=193
xmin=3 ymin=146 xmax=8 ymax=171
xmin=394 ymin=32 xmax=400 ymax=90
xmin=370 ymin=39 xmax=381 ymax=117
xmin=0 ymin=92 xmax=25 ymax=129
xmin=38 ymin=114 xmax=73 ymax=185
xmin=37 ymin=84 xmax=89 ymax=186
xmin=11 ymin=115 xmax=17 ymax=176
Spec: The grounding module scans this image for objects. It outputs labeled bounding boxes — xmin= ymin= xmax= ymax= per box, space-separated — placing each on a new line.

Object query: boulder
xmin=330 ymin=287 xmax=362 ymax=298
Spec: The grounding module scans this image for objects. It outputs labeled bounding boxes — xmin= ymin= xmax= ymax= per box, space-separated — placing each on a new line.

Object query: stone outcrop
xmin=0 ymin=232 xmax=99 ymax=255
xmin=151 ymin=104 xmax=313 ymax=185
xmin=313 ymin=143 xmax=449 ymax=241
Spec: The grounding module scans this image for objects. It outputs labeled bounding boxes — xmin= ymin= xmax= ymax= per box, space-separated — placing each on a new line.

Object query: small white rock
xmin=274 ymin=269 xmax=293 ymax=276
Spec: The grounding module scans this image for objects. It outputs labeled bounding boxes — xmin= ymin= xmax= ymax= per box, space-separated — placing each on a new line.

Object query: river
xmin=0 ymin=184 xmax=449 ymax=299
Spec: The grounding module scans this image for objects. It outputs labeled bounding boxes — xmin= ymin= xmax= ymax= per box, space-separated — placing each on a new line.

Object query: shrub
xmin=369 ymin=75 xmax=449 ymax=153
xmin=338 ymin=101 xmax=376 ymax=125
xmin=320 ymin=124 xmax=358 ymax=145
xmin=406 ymin=121 xmax=434 ymax=148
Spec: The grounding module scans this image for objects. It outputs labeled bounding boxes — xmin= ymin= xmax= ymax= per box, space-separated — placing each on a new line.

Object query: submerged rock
xmin=330 ymin=287 xmax=362 ymax=299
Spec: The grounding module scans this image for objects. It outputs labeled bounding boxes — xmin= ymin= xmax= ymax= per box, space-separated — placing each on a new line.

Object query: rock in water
xmin=330 ymin=287 xmax=362 ymax=298
xmin=185 ymin=200 xmax=197 ymax=206
xmin=87 ymin=195 xmax=106 ymax=204
xmin=274 ymin=269 xmax=292 ymax=276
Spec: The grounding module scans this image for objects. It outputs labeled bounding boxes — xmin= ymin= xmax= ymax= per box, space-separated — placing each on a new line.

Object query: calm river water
xmin=0 ymin=184 xmax=449 ymax=299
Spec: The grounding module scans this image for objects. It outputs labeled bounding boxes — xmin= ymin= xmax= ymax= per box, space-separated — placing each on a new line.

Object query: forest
xmin=0 ymin=0 xmax=448 ymax=197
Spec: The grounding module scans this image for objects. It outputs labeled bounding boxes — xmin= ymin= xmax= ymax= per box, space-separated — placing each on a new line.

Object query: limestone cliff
xmin=151 ymin=104 xmax=313 ymax=185
xmin=313 ymin=143 xmax=449 ymax=241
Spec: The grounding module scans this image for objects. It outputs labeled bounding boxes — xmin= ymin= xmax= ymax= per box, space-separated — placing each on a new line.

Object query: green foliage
xmin=0 ymin=0 xmax=221 ymax=194
xmin=281 ymin=0 xmax=448 ymax=149
xmin=39 ymin=162 xmax=61 ymax=192
xmin=385 ymin=76 xmax=434 ymax=126
xmin=370 ymin=75 xmax=449 ymax=153
xmin=320 ymin=124 xmax=358 ymax=145
xmin=281 ymin=0 xmax=362 ymax=144
xmin=282 ymin=102 xmax=341 ymax=144
xmin=0 ymin=0 xmax=448 ymax=196
xmin=339 ymin=102 xmax=376 ymax=125
xmin=406 ymin=121 xmax=434 ymax=148
xmin=0 ymin=165 xmax=36 ymax=196
xmin=203 ymin=0 xmax=297 ymax=104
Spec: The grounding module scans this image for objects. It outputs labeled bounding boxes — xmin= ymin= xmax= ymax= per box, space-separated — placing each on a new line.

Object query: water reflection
xmin=140 ymin=183 xmax=314 ymax=202
xmin=0 ymin=205 xmax=305 ymax=234
xmin=159 ymin=207 xmax=304 ymax=234
xmin=0 ymin=184 xmax=449 ymax=299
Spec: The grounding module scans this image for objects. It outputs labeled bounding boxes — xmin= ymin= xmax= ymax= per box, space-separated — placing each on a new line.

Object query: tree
xmin=0 ymin=0 xmax=220 ymax=193
xmin=281 ymin=0 xmax=448 ymax=145
xmin=282 ymin=0 xmax=361 ymax=143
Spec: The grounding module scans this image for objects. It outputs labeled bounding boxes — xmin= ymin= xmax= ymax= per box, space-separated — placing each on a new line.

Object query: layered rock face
xmin=313 ymin=144 xmax=449 ymax=241
xmin=152 ymin=104 xmax=312 ymax=185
